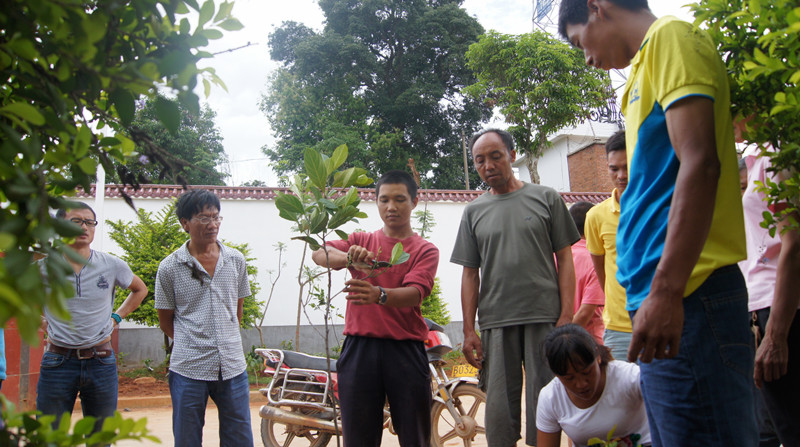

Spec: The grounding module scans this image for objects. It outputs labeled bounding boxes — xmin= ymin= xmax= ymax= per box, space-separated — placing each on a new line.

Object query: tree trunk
xmin=525 ymin=154 xmax=540 ymax=184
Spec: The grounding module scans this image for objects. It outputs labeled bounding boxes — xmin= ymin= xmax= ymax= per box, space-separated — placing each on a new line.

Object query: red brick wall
xmin=567 ymin=143 xmax=614 ymax=193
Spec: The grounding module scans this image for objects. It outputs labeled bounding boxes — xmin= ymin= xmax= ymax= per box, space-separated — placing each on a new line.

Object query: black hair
xmin=605 ymin=130 xmax=626 ymax=155
xmin=468 ymin=128 xmax=515 ymax=154
xmin=569 ymin=201 xmax=594 ymax=237
xmin=558 ymin=0 xmax=650 ymax=41
xmin=544 ymin=324 xmax=613 ymax=376
xmin=375 ymin=170 xmax=418 ymax=200
xmin=175 ymin=189 xmax=221 ymax=221
xmin=55 ymin=201 xmax=96 ymax=220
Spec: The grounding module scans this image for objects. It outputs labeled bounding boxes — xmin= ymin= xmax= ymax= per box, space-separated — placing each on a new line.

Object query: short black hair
xmin=56 ymin=201 xmax=96 ymax=220
xmin=175 ymin=189 xmax=221 ymax=221
xmin=558 ymin=0 xmax=650 ymax=41
xmin=569 ymin=201 xmax=594 ymax=237
xmin=468 ymin=129 xmax=515 ymax=154
xmin=605 ymin=130 xmax=626 ymax=155
xmin=376 ymin=170 xmax=418 ymax=200
xmin=544 ymin=324 xmax=614 ymax=376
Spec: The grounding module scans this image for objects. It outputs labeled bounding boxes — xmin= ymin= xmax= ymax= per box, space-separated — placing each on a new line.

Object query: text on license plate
xmin=451 ymin=364 xmax=478 ymax=378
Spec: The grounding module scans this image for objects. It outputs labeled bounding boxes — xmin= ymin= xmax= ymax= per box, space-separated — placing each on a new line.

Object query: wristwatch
xmin=377 ymin=286 xmax=388 ymax=305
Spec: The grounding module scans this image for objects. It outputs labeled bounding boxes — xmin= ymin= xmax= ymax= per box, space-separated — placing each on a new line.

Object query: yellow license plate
xmin=451 ymin=364 xmax=478 ymax=378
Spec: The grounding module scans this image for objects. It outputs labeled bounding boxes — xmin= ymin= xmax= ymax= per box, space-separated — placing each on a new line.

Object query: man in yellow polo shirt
xmin=585 ymin=130 xmax=632 ymax=361
xmin=559 ymin=1 xmax=755 ymax=446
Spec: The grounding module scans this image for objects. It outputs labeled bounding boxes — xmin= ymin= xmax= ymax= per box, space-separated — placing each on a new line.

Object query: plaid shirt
xmin=155 ymin=241 xmax=250 ymax=381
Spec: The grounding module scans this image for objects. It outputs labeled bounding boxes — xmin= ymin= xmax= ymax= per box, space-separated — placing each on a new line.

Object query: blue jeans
xmin=36 ymin=349 xmax=118 ymax=431
xmin=168 ymin=370 xmax=253 ymax=447
xmin=630 ymin=265 xmax=757 ymax=447
xmin=603 ymin=328 xmax=633 ymax=361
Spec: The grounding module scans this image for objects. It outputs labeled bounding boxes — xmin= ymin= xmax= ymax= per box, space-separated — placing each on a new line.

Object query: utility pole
xmin=461 ymin=130 xmax=470 ymax=190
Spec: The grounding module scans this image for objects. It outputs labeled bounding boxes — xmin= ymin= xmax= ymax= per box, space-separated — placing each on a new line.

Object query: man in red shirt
xmin=313 ymin=170 xmax=439 ymax=446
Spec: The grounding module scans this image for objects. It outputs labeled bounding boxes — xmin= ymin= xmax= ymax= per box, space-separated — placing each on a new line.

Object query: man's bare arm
xmin=555 ymin=246 xmax=576 ymax=327
xmin=114 ymin=274 xmax=148 ymax=321
xmin=157 ymin=309 xmax=175 ymax=339
xmin=461 ymin=267 xmax=483 ymax=368
xmin=755 ymin=209 xmax=800 ymax=386
xmin=591 ymin=254 xmax=606 ymax=289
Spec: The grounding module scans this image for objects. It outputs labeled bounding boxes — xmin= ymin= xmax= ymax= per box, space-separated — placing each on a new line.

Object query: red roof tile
xmin=77 ymin=184 xmax=610 ymax=204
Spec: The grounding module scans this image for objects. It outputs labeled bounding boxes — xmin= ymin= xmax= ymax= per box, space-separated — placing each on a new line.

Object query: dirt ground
xmin=117 ymin=376 xmax=171 ymax=399
xmin=107 ymin=377 xmax=567 ymax=446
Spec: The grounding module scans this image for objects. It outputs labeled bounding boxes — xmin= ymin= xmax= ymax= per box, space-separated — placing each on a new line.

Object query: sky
xmin=199 ymin=0 xmax=696 ymax=186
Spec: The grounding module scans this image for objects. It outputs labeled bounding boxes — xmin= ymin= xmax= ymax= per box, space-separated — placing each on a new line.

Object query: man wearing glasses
xmin=155 ymin=189 xmax=253 ymax=447
xmin=38 ymin=202 xmax=148 ymax=431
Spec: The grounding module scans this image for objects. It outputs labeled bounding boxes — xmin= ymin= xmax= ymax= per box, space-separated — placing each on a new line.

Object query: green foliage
xmin=261 ymin=0 xmax=491 ymax=189
xmin=693 ymin=0 xmax=800 ymax=232
xmin=0 ymin=0 xmax=242 ymax=343
xmin=108 ymin=202 xmax=261 ymax=329
xmin=109 ymin=95 xmax=229 ymax=186
xmin=464 ymin=31 xmax=613 ymax=183
xmin=224 ymin=240 xmax=263 ymax=328
xmin=0 ymin=402 xmax=157 ymax=445
xmin=421 ymin=277 xmax=450 ymax=326
xmin=275 ymin=145 xmax=373 ymax=251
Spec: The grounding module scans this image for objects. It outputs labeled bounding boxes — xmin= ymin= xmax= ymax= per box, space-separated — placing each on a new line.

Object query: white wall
xmin=87 ymin=192 xmax=471 ymax=329
xmin=515 ymin=120 xmax=621 ymax=191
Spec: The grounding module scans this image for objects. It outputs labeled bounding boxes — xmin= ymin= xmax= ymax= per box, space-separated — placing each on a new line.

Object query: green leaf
xmin=218 ymin=18 xmax=244 ymax=31
xmin=328 ymin=206 xmax=359 ymax=229
xmin=389 ymin=242 xmax=409 ymax=265
xmin=291 ymin=235 xmax=321 ymax=251
xmin=304 ymin=148 xmax=328 ymax=190
xmin=335 ymin=230 xmax=349 ymax=240
xmin=309 ymin=209 xmax=329 ymax=234
xmin=330 ymin=144 xmax=348 ymax=171
xmin=319 ymin=198 xmax=337 ymax=210
xmin=0 ymin=233 xmax=16 ymax=251
xmin=110 ymin=89 xmax=135 ymax=126
xmin=77 ymin=157 xmax=98 ymax=175
xmin=275 ymin=193 xmax=304 ymax=214
xmin=0 ymin=102 xmax=45 ymax=126
xmin=214 ymin=1 xmax=234 ymax=21
xmin=203 ymin=29 xmax=224 ymax=40
xmin=155 ymin=96 xmax=181 ymax=134
xmin=198 ymin=0 xmax=215 ymax=27
xmin=73 ymin=416 xmax=96 ymax=435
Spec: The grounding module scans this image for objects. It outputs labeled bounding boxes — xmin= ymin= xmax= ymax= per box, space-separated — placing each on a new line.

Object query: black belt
xmin=47 ymin=341 xmax=113 ymax=359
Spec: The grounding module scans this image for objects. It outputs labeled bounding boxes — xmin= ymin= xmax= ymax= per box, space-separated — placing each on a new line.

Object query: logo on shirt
xmin=628 ymin=82 xmax=640 ymax=105
xmin=97 ymin=275 xmax=110 ymax=289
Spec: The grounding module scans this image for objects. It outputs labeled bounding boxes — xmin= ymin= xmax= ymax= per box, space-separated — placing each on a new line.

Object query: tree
xmin=693 ymin=0 xmax=800 ymax=233
xmin=107 ymin=95 xmax=229 ymax=186
xmin=107 ymin=202 xmax=262 ymax=359
xmin=464 ymin=31 xmax=612 ymax=183
xmin=0 ymin=0 xmax=242 ymax=343
xmin=261 ymin=0 xmax=491 ymax=189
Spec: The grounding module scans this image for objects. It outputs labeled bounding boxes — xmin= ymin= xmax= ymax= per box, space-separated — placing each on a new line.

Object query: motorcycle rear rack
xmin=258 ymin=349 xmax=333 ymax=410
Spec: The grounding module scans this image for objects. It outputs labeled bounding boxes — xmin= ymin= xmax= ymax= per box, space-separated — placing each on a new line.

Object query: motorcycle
xmin=256 ymin=319 xmax=487 ymax=446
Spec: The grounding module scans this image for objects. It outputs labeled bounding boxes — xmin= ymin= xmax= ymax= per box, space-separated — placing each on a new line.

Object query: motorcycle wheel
xmin=260 ymin=381 xmax=336 ymax=447
xmin=260 ymin=414 xmax=333 ymax=447
xmin=430 ymin=383 xmax=487 ymax=447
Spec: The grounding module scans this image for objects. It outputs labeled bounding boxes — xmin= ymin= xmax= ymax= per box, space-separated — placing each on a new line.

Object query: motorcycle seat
xmin=280 ymin=350 xmax=338 ymax=373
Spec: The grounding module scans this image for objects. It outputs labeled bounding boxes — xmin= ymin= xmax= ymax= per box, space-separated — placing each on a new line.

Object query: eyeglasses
xmin=69 ymin=217 xmax=98 ymax=227
xmin=192 ymin=215 xmax=223 ymax=225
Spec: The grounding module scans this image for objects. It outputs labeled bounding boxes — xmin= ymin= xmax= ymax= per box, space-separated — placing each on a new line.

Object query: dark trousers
xmin=337 ymin=336 xmax=431 ymax=447
xmin=754 ymin=307 xmax=800 ymax=446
